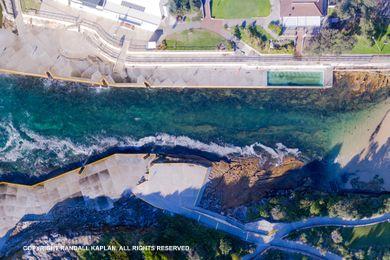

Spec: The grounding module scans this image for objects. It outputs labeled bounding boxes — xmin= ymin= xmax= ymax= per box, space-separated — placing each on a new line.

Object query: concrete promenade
xmin=0 ymin=5 xmax=389 ymax=88
xmin=0 ymin=22 xmax=387 ymax=89
xmin=1 ymin=0 xmax=389 ymax=88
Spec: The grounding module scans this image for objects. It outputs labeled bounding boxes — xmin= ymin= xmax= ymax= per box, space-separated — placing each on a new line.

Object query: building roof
xmin=80 ymin=0 xmax=105 ymax=8
xmin=280 ymin=0 xmax=327 ymax=17
xmin=103 ymin=0 xmax=162 ymax=26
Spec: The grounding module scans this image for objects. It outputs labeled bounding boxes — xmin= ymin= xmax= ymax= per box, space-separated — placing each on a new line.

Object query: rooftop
xmin=103 ymin=0 xmax=162 ymax=26
xmin=280 ymin=0 xmax=327 ymax=17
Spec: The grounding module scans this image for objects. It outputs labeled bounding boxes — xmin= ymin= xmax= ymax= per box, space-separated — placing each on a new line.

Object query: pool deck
xmin=0 ymin=65 xmax=334 ymax=89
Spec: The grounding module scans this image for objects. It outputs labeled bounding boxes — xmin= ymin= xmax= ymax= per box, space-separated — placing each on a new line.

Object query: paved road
xmin=88 ymin=35 xmax=390 ymax=66
xmin=124 ymin=54 xmax=390 ymax=65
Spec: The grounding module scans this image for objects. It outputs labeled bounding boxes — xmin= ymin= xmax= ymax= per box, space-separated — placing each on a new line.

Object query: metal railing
xmin=81 ymin=19 xmax=122 ymax=47
xmin=34 ymin=10 xmax=147 ymax=51
xmin=85 ymin=33 xmax=120 ymax=60
xmin=35 ymin=10 xmax=78 ymax=23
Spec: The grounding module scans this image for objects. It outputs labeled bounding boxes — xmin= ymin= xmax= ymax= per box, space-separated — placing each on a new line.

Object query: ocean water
xmin=0 ymin=75 xmax=388 ymax=176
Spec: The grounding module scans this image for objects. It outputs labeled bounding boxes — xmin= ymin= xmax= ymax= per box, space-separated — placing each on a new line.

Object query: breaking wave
xmin=0 ymin=121 xmax=301 ymax=176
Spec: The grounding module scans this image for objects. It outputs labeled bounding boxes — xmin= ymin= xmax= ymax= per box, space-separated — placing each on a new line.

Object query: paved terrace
xmin=0 ymin=25 xmax=338 ymax=88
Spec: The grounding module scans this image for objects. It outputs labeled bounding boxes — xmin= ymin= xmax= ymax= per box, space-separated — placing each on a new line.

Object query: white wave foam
xmin=0 ymin=121 xmax=301 ymax=174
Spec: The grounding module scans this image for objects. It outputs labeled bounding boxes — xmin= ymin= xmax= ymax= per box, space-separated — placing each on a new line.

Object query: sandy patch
xmin=335 ymin=99 xmax=390 ymax=190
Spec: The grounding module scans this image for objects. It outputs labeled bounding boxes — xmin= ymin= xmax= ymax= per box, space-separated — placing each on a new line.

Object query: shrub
xmin=268 ymin=21 xmax=283 ymax=35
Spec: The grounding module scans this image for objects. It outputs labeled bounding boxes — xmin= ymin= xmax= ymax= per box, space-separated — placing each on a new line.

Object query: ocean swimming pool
xmin=267 ymin=71 xmax=324 ymax=87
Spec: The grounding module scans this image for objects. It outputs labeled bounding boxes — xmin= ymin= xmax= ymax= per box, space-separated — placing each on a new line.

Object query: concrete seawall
xmin=0 ymin=66 xmax=335 ymax=89
xmin=0 ymin=154 xmax=210 ymax=238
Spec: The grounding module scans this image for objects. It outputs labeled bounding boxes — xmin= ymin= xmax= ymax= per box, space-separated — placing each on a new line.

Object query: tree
xmin=271 ymin=205 xmax=286 ymax=220
xmin=331 ymin=230 xmax=343 ymax=244
xmin=307 ymin=29 xmax=356 ymax=54
xmin=310 ymin=201 xmax=322 ymax=215
xmin=219 ymin=239 xmax=232 ymax=255
xmin=299 ymin=233 xmax=308 ymax=243
xmin=108 ymin=239 xmax=127 ymax=260
xmin=159 ymin=40 xmax=168 ymax=50
xmin=336 ymin=0 xmax=381 ymax=39
xmin=169 ymin=0 xmax=202 ymax=15
xmin=190 ymin=0 xmax=201 ymax=9
xmin=233 ymin=25 xmax=241 ymax=39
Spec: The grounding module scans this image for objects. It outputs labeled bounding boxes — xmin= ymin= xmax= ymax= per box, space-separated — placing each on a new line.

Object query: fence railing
xmin=85 ymin=33 xmax=120 ymax=60
xmin=37 ymin=10 xmax=78 ymax=23
xmin=34 ymin=10 xmax=147 ymax=51
xmin=81 ymin=19 xmax=122 ymax=47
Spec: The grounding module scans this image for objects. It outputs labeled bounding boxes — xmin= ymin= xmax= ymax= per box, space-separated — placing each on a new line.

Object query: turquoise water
xmin=267 ymin=71 xmax=324 ymax=87
xmin=0 ymin=75 xmax=388 ymax=176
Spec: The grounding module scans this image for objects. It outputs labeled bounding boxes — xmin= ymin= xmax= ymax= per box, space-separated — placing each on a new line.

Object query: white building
xmin=54 ymin=0 xmax=163 ymax=31
xmin=280 ymin=0 xmax=327 ymax=27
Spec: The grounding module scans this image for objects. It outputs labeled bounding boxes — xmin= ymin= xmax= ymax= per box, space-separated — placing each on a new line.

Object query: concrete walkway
xmin=270 ymin=239 xmax=342 ymax=259
xmin=244 ymin=213 xmax=390 ymax=258
xmin=13 ymin=0 xmax=27 ymax=36
xmin=114 ymin=39 xmax=130 ymax=74
xmin=274 ymin=213 xmax=390 ymax=239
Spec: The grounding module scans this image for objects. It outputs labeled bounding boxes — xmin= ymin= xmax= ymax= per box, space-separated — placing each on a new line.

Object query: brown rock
xmin=203 ymin=156 xmax=305 ymax=210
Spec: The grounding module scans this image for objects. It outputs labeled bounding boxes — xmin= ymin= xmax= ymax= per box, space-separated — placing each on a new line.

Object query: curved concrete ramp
xmin=133 ymin=163 xmax=210 ymax=214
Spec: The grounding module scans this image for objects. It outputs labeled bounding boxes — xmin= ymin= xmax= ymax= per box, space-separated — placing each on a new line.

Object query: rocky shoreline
xmin=199 ymin=156 xmax=306 ymax=212
xmin=1 ymin=195 xmax=162 ymax=258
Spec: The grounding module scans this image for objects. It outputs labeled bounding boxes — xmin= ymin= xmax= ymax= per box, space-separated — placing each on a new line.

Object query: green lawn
xmin=327 ymin=7 xmax=336 ymax=16
xmin=350 ymin=26 xmax=390 ymax=54
xmin=342 ymin=223 xmax=390 ymax=249
xmin=164 ymin=29 xmax=230 ymax=50
xmin=20 ymin=0 xmax=41 ymax=12
xmin=211 ymin=0 xmax=271 ymax=19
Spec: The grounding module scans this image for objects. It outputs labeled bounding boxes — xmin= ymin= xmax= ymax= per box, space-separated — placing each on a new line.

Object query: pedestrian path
xmin=114 ymin=39 xmax=130 ymax=73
